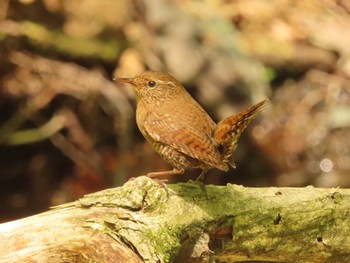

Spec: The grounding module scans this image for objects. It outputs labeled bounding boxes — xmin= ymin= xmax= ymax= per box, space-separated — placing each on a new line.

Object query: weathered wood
xmin=0 ymin=176 xmax=349 ymax=263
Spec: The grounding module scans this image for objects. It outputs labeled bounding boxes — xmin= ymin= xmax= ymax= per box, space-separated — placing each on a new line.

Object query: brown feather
xmin=213 ymin=100 xmax=268 ymax=166
xmin=117 ymin=71 xmax=267 ymax=178
xmin=141 ymin=111 xmax=228 ymax=171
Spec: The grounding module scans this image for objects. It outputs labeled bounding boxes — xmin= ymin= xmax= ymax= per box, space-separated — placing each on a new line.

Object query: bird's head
xmin=116 ymin=71 xmax=185 ymax=103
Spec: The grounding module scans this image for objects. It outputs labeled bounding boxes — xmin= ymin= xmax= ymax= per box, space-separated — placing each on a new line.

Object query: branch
xmin=0 ymin=176 xmax=349 ymax=263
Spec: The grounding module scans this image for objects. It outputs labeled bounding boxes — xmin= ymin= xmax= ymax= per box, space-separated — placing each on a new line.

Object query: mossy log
xmin=0 ymin=176 xmax=349 ymax=263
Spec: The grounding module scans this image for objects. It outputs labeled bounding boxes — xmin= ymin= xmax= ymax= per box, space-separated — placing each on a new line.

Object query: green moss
xmin=145 ymin=227 xmax=182 ymax=262
xmin=76 ymin=177 xmax=350 ymax=262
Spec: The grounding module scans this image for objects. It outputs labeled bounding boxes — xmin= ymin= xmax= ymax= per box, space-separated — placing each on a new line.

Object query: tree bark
xmin=0 ymin=176 xmax=349 ymax=263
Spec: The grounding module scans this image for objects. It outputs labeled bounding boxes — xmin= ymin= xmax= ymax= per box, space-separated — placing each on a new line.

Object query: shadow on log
xmin=0 ymin=176 xmax=349 ymax=263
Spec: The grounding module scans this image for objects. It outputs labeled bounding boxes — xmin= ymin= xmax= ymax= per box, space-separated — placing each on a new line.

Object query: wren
xmin=116 ymin=71 xmax=267 ymax=180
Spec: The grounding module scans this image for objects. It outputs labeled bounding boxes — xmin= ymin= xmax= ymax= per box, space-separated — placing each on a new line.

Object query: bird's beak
xmin=114 ymin=77 xmax=135 ymax=86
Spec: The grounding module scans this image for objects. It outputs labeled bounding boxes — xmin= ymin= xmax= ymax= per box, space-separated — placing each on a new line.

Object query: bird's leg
xmin=195 ymin=169 xmax=208 ymax=182
xmin=147 ymin=168 xmax=185 ymax=179
xmin=146 ymin=169 xmax=184 ymax=193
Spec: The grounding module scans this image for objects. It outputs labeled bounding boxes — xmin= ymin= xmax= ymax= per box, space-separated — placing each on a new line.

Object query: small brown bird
xmin=117 ymin=71 xmax=267 ymax=180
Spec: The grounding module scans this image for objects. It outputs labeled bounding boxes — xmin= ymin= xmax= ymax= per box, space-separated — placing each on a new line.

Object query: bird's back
xmin=136 ymin=91 xmax=227 ymax=171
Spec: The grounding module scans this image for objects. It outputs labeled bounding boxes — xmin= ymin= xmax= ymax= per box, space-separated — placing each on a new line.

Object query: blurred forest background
xmin=1 ymin=0 xmax=350 ymax=222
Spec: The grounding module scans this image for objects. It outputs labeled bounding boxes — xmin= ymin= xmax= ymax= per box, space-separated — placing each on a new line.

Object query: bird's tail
xmin=212 ymin=99 xmax=268 ymax=168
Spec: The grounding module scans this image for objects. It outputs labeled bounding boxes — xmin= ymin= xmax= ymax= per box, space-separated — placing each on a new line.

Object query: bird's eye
xmin=148 ymin=81 xmax=156 ymax=88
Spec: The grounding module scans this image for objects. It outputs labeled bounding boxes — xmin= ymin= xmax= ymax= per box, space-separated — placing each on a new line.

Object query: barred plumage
xmin=117 ymin=71 xmax=267 ymax=179
xmin=213 ymin=100 xmax=268 ymax=167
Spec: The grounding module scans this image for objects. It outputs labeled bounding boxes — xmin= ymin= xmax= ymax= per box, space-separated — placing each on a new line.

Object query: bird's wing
xmin=142 ymin=112 xmax=223 ymax=168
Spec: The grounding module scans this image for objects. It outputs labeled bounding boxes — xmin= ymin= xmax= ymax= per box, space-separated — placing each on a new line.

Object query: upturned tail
xmin=212 ymin=99 xmax=268 ymax=168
